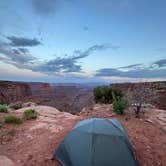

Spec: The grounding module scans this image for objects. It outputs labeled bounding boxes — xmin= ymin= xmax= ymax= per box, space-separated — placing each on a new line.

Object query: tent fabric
xmin=54 ymin=118 xmax=139 ymax=166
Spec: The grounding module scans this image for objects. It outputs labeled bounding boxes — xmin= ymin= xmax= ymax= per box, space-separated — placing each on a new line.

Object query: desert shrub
xmin=23 ymin=109 xmax=37 ymax=120
xmin=4 ymin=115 xmax=22 ymax=124
xmin=0 ymin=104 xmax=8 ymax=113
xmin=112 ymin=92 xmax=128 ymax=115
xmin=112 ymin=88 xmax=124 ymax=100
xmin=93 ymin=86 xmax=124 ymax=104
xmin=9 ymin=101 xmax=22 ymax=110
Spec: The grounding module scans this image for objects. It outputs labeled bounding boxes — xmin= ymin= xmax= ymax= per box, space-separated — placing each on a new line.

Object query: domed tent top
xmin=73 ymin=118 xmax=127 ymax=136
xmin=55 ymin=118 xmax=139 ymax=166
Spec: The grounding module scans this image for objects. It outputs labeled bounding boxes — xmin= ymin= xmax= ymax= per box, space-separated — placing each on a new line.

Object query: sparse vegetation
xmin=93 ymin=86 xmax=124 ymax=104
xmin=23 ymin=109 xmax=37 ymax=120
xmin=0 ymin=104 xmax=8 ymax=113
xmin=4 ymin=115 xmax=22 ymax=124
xmin=93 ymin=86 xmax=127 ymax=115
xmin=9 ymin=101 xmax=22 ymax=110
xmin=127 ymin=84 xmax=158 ymax=118
xmin=112 ymin=92 xmax=128 ymax=115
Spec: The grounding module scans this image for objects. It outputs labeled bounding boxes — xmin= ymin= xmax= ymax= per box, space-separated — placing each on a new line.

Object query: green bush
xmin=23 ymin=109 xmax=37 ymax=120
xmin=4 ymin=115 xmax=22 ymax=124
xmin=0 ymin=104 xmax=8 ymax=113
xmin=93 ymin=86 xmax=124 ymax=104
xmin=112 ymin=92 xmax=128 ymax=115
xmin=9 ymin=101 xmax=22 ymax=110
xmin=113 ymin=99 xmax=128 ymax=115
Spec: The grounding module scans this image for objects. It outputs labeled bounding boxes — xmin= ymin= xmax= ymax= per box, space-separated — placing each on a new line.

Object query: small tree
xmin=127 ymin=84 xmax=158 ymax=117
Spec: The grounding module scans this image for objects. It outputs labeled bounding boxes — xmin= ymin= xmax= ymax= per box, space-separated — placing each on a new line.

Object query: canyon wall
xmin=0 ymin=80 xmax=165 ymax=112
xmin=0 ymin=81 xmax=93 ymax=113
xmin=111 ymin=81 xmax=166 ymax=110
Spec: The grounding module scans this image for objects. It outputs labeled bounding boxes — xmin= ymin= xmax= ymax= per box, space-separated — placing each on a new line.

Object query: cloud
xmin=119 ymin=63 xmax=143 ymax=69
xmin=0 ymin=42 xmax=111 ymax=74
xmin=34 ymin=44 xmax=111 ymax=73
xmin=34 ymin=58 xmax=82 ymax=73
xmin=18 ymin=48 xmax=29 ymax=53
xmin=152 ymin=59 xmax=166 ymax=68
xmin=72 ymin=44 xmax=111 ymax=60
xmin=0 ymin=42 xmax=36 ymax=68
xmin=95 ymin=59 xmax=166 ymax=79
xmin=7 ymin=36 xmax=41 ymax=47
xmin=96 ymin=68 xmax=166 ymax=78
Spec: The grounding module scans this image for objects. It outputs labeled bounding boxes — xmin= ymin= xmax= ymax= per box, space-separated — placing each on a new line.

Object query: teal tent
xmin=54 ymin=118 xmax=139 ymax=166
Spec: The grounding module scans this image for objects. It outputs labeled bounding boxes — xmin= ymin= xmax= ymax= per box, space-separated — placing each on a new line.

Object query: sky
xmin=0 ymin=0 xmax=166 ymax=83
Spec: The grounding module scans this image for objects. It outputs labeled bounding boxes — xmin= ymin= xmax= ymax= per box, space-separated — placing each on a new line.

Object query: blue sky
xmin=0 ymin=0 xmax=166 ymax=83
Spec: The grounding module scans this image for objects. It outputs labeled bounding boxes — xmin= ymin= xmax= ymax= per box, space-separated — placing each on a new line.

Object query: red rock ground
xmin=0 ymin=104 xmax=166 ymax=166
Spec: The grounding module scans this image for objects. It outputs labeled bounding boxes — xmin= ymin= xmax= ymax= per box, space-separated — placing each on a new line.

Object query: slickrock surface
xmin=0 ymin=106 xmax=80 ymax=166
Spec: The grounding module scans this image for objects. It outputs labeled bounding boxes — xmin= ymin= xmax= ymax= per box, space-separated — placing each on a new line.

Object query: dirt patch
xmin=80 ymin=104 xmax=166 ymax=166
xmin=0 ymin=104 xmax=166 ymax=166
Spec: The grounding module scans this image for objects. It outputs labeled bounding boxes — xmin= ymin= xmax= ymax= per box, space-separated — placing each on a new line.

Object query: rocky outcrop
xmin=0 ymin=105 xmax=79 ymax=166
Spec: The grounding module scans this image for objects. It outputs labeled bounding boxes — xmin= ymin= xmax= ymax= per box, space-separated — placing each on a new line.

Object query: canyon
xmin=0 ymin=80 xmax=166 ymax=113
xmin=0 ymin=81 xmax=93 ymax=114
xmin=0 ymin=80 xmax=166 ymax=165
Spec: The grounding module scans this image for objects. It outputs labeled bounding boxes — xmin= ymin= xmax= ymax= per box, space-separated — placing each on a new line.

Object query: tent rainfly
xmin=54 ymin=118 xmax=140 ymax=166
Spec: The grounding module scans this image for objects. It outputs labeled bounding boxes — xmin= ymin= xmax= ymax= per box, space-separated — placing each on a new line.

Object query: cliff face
xmin=1 ymin=80 xmax=165 ymax=112
xmin=0 ymin=81 xmax=33 ymax=103
xmin=0 ymin=81 xmax=93 ymax=113
xmin=111 ymin=81 xmax=166 ymax=110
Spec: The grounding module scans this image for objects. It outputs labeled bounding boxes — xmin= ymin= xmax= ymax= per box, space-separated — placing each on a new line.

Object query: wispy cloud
xmin=7 ymin=36 xmax=41 ymax=47
xmin=34 ymin=44 xmax=112 ymax=73
xmin=96 ymin=68 xmax=166 ymax=78
xmin=118 ymin=63 xmax=143 ymax=69
xmin=152 ymin=59 xmax=166 ymax=68
xmin=96 ymin=59 xmax=166 ymax=79
xmin=0 ymin=42 xmax=36 ymax=68
xmin=0 ymin=41 xmax=112 ymax=74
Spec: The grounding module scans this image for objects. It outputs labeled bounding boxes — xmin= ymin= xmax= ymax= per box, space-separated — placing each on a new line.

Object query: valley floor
xmin=0 ymin=104 xmax=166 ymax=166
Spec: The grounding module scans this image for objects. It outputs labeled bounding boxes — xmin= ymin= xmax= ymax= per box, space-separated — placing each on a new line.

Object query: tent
xmin=54 ymin=118 xmax=139 ymax=166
